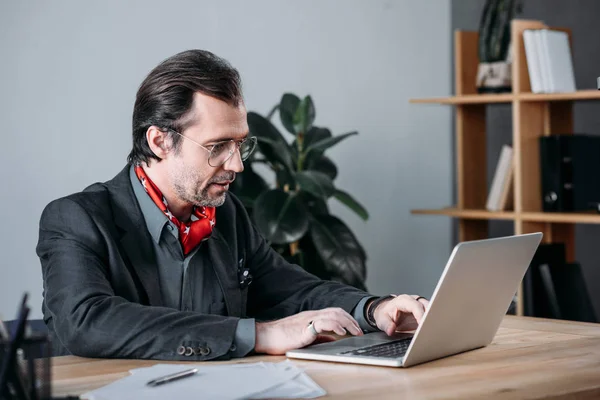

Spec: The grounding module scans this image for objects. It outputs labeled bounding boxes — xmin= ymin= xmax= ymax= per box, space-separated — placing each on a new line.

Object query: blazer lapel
xmin=106 ymin=166 xmax=163 ymax=307
xmin=206 ymin=229 xmax=243 ymax=318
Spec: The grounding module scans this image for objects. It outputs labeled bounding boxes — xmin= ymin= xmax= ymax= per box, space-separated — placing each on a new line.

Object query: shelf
xmin=411 ymin=208 xmax=515 ymax=221
xmin=411 ymin=208 xmax=600 ymax=224
xmin=521 ymin=211 xmax=600 ymax=224
xmin=409 ymin=90 xmax=600 ymax=105
xmin=519 ymin=89 xmax=600 ymax=102
xmin=410 ymin=21 xmax=599 ymax=318
xmin=409 ymin=94 xmax=513 ymax=105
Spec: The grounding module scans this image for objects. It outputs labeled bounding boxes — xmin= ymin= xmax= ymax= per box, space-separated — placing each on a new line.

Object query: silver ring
xmin=307 ymin=320 xmax=318 ymax=336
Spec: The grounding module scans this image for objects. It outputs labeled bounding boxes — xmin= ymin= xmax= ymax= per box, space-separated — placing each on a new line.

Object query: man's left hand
xmin=373 ymin=295 xmax=430 ymax=336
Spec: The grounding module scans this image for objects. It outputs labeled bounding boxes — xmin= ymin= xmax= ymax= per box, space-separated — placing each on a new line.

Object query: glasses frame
xmin=168 ymin=130 xmax=257 ymax=167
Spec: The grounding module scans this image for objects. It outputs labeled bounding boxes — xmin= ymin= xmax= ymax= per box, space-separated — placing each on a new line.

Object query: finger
xmin=377 ymin=309 xmax=397 ymax=336
xmin=391 ymin=309 xmax=401 ymax=324
xmin=325 ymin=308 xmax=362 ymax=336
xmin=383 ymin=316 xmax=397 ymax=336
xmin=335 ymin=312 xmax=363 ymax=336
xmin=412 ymin=295 xmax=430 ymax=308
xmin=317 ymin=320 xmax=348 ymax=336
xmin=400 ymin=297 xmax=426 ymax=324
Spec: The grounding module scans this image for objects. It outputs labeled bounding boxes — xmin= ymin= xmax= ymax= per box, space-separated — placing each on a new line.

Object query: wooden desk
xmin=52 ymin=316 xmax=600 ymax=399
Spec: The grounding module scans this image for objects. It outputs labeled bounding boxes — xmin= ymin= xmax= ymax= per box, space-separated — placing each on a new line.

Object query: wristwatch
xmin=365 ymin=295 xmax=395 ymax=329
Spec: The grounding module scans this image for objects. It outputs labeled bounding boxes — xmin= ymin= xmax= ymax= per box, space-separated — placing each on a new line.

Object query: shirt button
xmin=200 ymin=347 xmax=211 ymax=356
xmin=229 ymin=344 xmax=237 ymax=352
xmin=177 ymin=346 xmax=186 ymax=355
xmin=167 ymin=224 xmax=174 ymax=231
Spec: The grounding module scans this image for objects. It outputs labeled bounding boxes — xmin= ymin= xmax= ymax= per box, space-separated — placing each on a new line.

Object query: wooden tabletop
xmin=51 ymin=316 xmax=600 ymax=399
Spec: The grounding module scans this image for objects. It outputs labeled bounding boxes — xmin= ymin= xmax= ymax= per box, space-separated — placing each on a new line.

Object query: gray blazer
xmin=36 ymin=166 xmax=369 ymax=360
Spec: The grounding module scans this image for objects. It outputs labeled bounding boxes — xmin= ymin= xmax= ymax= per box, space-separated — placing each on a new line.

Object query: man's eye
xmin=212 ymin=143 xmax=227 ymax=153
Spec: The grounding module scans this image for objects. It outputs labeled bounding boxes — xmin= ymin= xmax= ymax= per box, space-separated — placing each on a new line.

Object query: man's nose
xmin=223 ymin=148 xmax=244 ymax=173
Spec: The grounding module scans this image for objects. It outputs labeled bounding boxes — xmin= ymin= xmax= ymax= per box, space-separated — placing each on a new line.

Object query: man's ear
xmin=146 ymin=126 xmax=172 ymax=159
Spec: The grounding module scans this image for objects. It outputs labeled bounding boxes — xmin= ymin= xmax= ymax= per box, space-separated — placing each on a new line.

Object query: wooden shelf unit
xmin=409 ymin=89 xmax=600 ymax=105
xmin=411 ymin=208 xmax=600 ymax=224
xmin=409 ymin=19 xmax=600 ymax=317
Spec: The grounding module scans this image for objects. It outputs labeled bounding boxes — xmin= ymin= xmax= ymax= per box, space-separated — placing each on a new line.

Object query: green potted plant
xmin=475 ymin=0 xmax=523 ymax=93
xmin=231 ymin=93 xmax=369 ymax=290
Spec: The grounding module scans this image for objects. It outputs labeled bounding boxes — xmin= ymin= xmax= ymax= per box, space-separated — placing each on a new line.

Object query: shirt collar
xmin=129 ymin=165 xmax=177 ymax=243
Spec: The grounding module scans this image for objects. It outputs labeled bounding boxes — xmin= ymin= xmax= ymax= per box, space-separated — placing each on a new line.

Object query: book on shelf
xmin=486 ymin=145 xmax=513 ymax=212
xmin=523 ymin=29 xmax=576 ymax=93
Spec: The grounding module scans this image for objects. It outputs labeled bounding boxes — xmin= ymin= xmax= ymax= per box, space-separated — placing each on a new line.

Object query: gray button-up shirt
xmin=130 ymin=166 xmax=376 ymax=358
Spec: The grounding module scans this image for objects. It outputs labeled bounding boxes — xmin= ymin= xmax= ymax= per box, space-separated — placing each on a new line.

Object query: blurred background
xmin=0 ymin=0 xmax=452 ymax=319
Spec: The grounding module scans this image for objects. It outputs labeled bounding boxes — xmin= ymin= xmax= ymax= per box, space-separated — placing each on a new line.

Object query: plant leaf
xmin=304 ymin=131 xmax=358 ymax=157
xmin=310 ymin=215 xmax=367 ymax=288
xmin=247 ymin=111 xmax=289 ymax=148
xmin=253 ymin=189 xmax=309 ymax=244
xmin=303 ymin=127 xmax=332 ymax=148
xmin=296 ymin=171 xmax=335 ymax=199
xmin=293 ymin=95 xmax=316 ymax=134
xmin=296 ymin=233 xmax=334 ymax=281
xmin=333 ymin=189 xmax=369 ymax=221
xmin=299 ymin=191 xmax=329 ymax=216
xmin=255 ymin=136 xmax=294 ymax=173
xmin=229 ymin=163 xmax=269 ymax=208
xmin=275 ymin=166 xmax=296 ymax=189
xmin=279 ymin=93 xmax=301 ymax=135
xmin=307 ymin=155 xmax=337 ymax=180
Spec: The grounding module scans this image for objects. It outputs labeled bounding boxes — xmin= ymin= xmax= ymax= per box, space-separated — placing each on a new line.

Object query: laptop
xmin=286 ymin=233 xmax=543 ymax=367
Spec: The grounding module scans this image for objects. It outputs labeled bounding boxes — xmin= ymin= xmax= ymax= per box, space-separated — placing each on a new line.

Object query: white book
xmin=536 ymin=30 xmax=552 ymax=92
xmin=541 ymin=29 xmax=576 ymax=92
xmin=486 ymin=145 xmax=514 ymax=212
xmin=523 ymin=30 xmax=544 ymax=93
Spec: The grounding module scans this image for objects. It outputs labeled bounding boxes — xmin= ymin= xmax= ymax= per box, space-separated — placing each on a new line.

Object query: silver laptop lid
xmin=402 ymin=233 xmax=543 ymax=367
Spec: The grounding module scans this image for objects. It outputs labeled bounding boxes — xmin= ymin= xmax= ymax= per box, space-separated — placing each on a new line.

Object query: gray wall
xmin=452 ymin=0 xmax=600 ymax=317
xmin=0 ymin=1 xmax=452 ymax=319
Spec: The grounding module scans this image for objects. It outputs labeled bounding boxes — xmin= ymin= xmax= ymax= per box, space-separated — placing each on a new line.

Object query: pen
xmin=146 ymin=368 xmax=199 ymax=387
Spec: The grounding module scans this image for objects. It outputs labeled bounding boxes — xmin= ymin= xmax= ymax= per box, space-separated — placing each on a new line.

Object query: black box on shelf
xmin=539 ymin=134 xmax=600 ymax=212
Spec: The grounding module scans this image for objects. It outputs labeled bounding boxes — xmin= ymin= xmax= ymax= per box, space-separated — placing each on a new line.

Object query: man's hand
xmin=372 ymin=295 xmax=430 ymax=336
xmin=254 ymin=308 xmax=363 ymax=355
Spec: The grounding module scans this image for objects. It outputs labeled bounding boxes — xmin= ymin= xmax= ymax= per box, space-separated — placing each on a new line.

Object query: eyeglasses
xmin=169 ymin=130 xmax=257 ymax=167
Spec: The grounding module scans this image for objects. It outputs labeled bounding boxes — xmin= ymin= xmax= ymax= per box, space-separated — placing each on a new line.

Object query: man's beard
xmin=173 ymin=171 xmax=235 ymax=208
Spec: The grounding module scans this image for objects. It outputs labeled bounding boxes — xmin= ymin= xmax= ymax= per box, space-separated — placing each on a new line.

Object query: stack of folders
xmin=486 ymin=145 xmax=514 ymax=212
xmin=81 ymin=361 xmax=325 ymax=400
xmin=523 ymin=29 xmax=576 ymax=93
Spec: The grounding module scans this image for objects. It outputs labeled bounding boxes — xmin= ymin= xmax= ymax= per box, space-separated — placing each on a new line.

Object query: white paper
xmin=81 ymin=361 xmax=325 ymax=400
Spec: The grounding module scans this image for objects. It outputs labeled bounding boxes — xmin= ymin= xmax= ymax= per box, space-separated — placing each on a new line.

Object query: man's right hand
xmin=254 ymin=308 xmax=363 ymax=355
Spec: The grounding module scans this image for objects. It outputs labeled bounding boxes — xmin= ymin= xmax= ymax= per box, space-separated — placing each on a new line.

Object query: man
xmin=37 ymin=49 xmax=429 ymax=361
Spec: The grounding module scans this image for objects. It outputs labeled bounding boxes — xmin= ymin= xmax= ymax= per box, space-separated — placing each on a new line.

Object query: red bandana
xmin=134 ymin=165 xmax=216 ymax=255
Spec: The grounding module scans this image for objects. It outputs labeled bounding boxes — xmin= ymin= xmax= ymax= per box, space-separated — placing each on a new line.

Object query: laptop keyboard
xmin=339 ymin=338 xmax=412 ymax=359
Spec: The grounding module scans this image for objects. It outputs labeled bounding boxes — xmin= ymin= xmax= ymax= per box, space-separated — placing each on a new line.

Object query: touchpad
xmin=307 ymin=332 xmax=413 ymax=353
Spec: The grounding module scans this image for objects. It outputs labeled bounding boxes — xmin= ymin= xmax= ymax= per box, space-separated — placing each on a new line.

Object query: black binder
xmin=522 ymin=243 xmax=566 ymax=318
xmin=540 ymin=134 xmax=600 ymax=212
xmin=539 ymin=135 xmax=573 ymax=212
xmin=547 ymin=262 xmax=597 ymax=323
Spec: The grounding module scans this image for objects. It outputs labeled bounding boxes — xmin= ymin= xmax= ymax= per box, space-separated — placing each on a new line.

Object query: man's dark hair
xmin=128 ymin=49 xmax=243 ymax=165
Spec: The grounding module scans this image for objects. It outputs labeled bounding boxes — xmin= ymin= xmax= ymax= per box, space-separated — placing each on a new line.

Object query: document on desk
xmin=81 ymin=360 xmax=325 ymax=400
